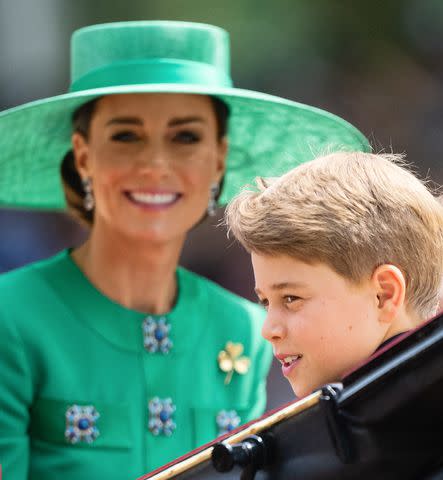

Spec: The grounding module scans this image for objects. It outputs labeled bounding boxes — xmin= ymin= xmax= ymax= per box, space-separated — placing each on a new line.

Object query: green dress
xmin=0 ymin=250 xmax=272 ymax=480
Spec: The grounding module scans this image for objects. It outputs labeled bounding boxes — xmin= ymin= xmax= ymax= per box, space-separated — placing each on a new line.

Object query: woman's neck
xmin=71 ymin=226 xmax=184 ymax=314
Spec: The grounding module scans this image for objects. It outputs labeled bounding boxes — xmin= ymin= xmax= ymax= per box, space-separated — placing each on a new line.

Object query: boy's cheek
xmin=290 ymin=355 xmax=337 ymax=398
xmin=285 ymin=358 xmax=311 ymax=398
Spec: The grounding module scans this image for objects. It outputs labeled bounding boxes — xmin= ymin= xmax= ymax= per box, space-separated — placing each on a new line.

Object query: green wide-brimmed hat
xmin=0 ymin=21 xmax=370 ymax=209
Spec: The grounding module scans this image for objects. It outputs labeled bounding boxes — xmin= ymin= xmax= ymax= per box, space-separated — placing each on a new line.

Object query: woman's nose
xmin=261 ymin=310 xmax=285 ymax=342
xmin=138 ymin=144 xmax=170 ymax=170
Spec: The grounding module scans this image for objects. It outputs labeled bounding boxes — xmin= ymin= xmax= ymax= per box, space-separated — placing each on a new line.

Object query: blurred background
xmin=1 ymin=0 xmax=442 ymax=409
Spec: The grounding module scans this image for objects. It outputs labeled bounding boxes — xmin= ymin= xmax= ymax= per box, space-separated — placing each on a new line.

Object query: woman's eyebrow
xmin=105 ymin=116 xmax=206 ymax=127
xmin=169 ymin=116 xmax=205 ymax=126
xmin=106 ymin=117 xmax=143 ymax=126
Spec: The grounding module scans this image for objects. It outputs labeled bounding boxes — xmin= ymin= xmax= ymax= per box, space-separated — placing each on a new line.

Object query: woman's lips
xmin=125 ymin=191 xmax=182 ymax=209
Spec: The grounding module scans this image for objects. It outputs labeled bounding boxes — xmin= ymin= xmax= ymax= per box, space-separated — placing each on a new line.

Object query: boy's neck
xmin=379 ymin=306 xmax=421 ymax=347
xmin=375 ymin=332 xmax=407 ymax=352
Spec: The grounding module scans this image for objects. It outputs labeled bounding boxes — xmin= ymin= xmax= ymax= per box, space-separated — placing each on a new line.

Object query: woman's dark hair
xmin=61 ymin=96 xmax=230 ymax=227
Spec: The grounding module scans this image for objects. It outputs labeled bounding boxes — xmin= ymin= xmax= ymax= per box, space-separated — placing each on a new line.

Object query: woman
xmin=0 ymin=21 xmax=369 ymax=480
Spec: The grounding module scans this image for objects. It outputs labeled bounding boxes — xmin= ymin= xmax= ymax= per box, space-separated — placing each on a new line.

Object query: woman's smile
xmin=124 ymin=189 xmax=183 ymax=210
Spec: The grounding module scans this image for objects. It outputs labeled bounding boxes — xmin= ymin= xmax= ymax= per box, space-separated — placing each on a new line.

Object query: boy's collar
xmin=374 ymin=332 xmax=408 ymax=353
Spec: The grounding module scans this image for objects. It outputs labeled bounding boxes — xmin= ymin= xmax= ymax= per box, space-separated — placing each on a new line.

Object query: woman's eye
xmin=111 ymin=131 xmax=140 ymax=143
xmin=173 ymin=130 xmax=201 ymax=144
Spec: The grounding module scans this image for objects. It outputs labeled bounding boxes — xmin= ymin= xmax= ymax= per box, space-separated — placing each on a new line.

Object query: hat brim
xmin=0 ymin=83 xmax=370 ymax=209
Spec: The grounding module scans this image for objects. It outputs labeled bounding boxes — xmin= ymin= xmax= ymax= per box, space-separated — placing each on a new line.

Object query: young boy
xmin=225 ymin=151 xmax=443 ymax=398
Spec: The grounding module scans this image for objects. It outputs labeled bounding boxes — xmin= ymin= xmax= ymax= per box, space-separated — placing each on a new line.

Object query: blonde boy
xmin=226 ymin=152 xmax=443 ymax=398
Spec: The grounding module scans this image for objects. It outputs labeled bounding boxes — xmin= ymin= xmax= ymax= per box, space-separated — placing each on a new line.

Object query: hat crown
xmin=71 ymin=21 xmax=231 ymax=90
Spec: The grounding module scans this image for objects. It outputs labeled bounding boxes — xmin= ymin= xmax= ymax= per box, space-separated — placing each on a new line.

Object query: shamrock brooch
xmin=218 ymin=341 xmax=250 ymax=385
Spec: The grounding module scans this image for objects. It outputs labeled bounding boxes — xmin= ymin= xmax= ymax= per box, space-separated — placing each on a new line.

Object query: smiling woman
xmin=0 ymin=20 xmax=369 ymax=480
xmin=62 ymin=95 xmax=230 ymax=228
xmin=67 ymin=93 xmax=228 ymax=313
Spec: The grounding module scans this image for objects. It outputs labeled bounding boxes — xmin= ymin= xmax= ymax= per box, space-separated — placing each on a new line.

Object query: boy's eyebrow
xmin=255 ymin=281 xmax=306 ymax=294
xmin=271 ymin=282 xmax=307 ymax=290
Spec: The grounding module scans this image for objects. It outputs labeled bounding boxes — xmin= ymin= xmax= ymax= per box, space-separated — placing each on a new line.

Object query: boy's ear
xmin=72 ymin=132 xmax=91 ymax=179
xmin=372 ymin=264 xmax=406 ymax=324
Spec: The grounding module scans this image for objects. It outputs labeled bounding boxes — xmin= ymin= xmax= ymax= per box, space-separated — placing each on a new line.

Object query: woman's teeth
xmin=129 ymin=192 xmax=179 ymax=205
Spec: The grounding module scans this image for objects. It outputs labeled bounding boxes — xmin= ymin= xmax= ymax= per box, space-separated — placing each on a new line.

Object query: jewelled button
xmin=65 ymin=405 xmax=100 ymax=444
xmin=148 ymin=397 xmax=176 ymax=436
xmin=216 ymin=409 xmax=241 ymax=436
xmin=142 ymin=316 xmax=173 ymax=354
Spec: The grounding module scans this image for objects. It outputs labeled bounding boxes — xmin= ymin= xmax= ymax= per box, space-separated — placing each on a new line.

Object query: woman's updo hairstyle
xmin=60 ymin=96 xmax=230 ymax=227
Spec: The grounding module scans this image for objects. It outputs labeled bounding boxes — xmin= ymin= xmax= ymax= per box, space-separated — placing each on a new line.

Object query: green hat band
xmin=69 ymin=59 xmax=233 ymax=93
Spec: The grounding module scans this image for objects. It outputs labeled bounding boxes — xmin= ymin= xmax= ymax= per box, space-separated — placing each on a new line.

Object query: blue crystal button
xmin=65 ymin=405 xmax=100 ymax=444
xmin=148 ymin=397 xmax=176 ymax=436
xmin=155 ymin=328 xmax=165 ymax=341
xmin=216 ymin=410 xmax=241 ymax=436
xmin=159 ymin=410 xmax=169 ymax=422
xmin=78 ymin=418 xmax=90 ymax=430
xmin=143 ymin=316 xmax=173 ymax=354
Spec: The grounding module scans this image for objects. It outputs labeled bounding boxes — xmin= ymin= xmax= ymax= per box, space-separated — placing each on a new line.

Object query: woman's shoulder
xmin=0 ymin=249 xmax=69 ymax=293
xmin=178 ymin=267 xmax=264 ymax=319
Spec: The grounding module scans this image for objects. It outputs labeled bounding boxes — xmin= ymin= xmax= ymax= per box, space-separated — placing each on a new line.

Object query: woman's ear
xmin=72 ymin=132 xmax=90 ymax=179
xmin=215 ymin=137 xmax=228 ymax=183
xmin=372 ymin=264 xmax=406 ymax=324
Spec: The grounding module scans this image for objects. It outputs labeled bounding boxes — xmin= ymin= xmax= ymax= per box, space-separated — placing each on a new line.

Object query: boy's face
xmin=252 ymin=253 xmax=388 ymax=398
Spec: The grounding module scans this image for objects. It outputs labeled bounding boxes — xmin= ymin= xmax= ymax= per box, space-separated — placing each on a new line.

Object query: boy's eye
xmin=111 ymin=131 xmax=140 ymax=142
xmin=173 ymin=130 xmax=201 ymax=144
xmin=257 ymin=297 xmax=269 ymax=309
xmin=284 ymin=295 xmax=301 ymax=305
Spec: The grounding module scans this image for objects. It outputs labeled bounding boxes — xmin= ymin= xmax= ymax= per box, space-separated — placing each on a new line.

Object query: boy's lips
xmin=275 ymin=353 xmax=303 ymax=377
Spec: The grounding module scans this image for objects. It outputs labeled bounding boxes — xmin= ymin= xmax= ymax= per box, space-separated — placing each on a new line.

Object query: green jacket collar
xmin=42 ymin=250 xmax=208 ymax=354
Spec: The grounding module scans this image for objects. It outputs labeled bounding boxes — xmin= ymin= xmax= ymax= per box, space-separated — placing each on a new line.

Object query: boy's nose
xmin=261 ymin=311 xmax=285 ymax=342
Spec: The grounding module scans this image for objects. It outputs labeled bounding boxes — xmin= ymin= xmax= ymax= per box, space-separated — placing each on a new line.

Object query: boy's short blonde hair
xmin=226 ymin=151 xmax=443 ymax=320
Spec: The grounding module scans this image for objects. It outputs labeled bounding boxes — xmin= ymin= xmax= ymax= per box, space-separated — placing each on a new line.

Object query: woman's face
xmin=73 ymin=93 xmax=227 ymax=244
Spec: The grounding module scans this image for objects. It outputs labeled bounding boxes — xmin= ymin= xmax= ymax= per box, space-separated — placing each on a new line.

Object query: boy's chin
xmin=291 ymin=376 xmax=342 ymax=399
xmin=290 ymin=380 xmax=313 ymax=399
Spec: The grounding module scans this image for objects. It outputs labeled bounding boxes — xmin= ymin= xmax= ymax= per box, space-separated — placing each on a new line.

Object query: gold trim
xmin=145 ymin=391 xmax=321 ymax=480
